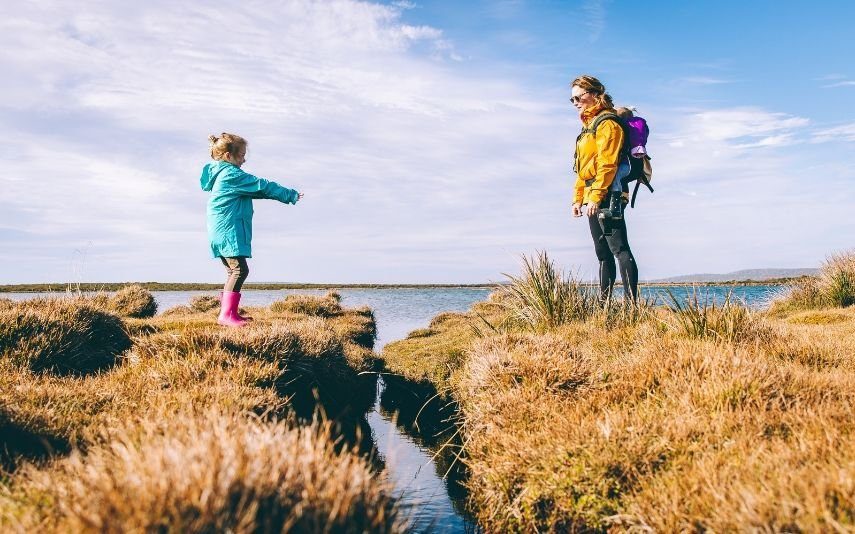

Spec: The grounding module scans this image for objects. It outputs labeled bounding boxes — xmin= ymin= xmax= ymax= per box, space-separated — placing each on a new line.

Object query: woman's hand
xmin=297 ymin=192 xmax=304 ymax=200
xmin=572 ymin=203 xmax=582 ymax=218
xmin=585 ymin=202 xmax=599 ymax=217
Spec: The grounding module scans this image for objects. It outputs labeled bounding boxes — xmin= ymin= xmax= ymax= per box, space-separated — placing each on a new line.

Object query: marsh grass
xmin=378 ymin=273 xmax=855 ymax=531
xmin=0 ymin=298 xmax=131 ymax=375
xmin=270 ymin=291 xmax=343 ymax=317
xmin=1 ymin=408 xmax=402 ymax=533
xmin=661 ymin=287 xmax=773 ymax=344
xmin=189 ymin=293 xmax=220 ymax=312
xmin=500 ymin=251 xmax=602 ymax=332
xmin=0 ymin=292 xmax=389 ymax=532
xmin=456 ymin=319 xmax=855 ymax=531
xmin=821 ymin=252 xmax=855 ymax=307
xmin=772 ymin=251 xmax=855 ymax=312
xmin=381 ymin=299 xmax=510 ymax=395
xmin=107 ymin=284 xmax=157 ymax=318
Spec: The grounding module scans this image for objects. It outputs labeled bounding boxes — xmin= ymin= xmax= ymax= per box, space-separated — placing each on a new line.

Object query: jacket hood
xmin=200 ymin=161 xmax=232 ymax=191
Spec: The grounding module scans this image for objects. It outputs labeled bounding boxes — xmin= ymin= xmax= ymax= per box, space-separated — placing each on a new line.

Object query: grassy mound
xmin=108 ymin=285 xmax=157 ymax=318
xmin=270 ymin=291 xmax=342 ymax=317
xmin=381 ymin=298 xmax=508 ymax=395
xmin=189 ymin=294 xmax=220 ymax=312
xmin=2 ymin=408 xmax=402 ymax=533
xmin=0 ymin=298 xmax=131 ymax=375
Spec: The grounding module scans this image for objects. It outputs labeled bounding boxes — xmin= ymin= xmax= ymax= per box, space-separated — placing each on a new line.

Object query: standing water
xmin=3 ymin=285 xmax=783 ymax=532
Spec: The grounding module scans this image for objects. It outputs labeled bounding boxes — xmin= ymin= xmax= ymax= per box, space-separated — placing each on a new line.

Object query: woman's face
xmin=571 ymin=85 xmax=596 ymax=114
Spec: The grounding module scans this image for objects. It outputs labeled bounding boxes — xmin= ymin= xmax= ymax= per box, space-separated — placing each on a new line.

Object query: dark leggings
xmin=587 ymin=211 xmax=638 ymax=302
xmin=221 ymin=257 xmax=249 ymax=292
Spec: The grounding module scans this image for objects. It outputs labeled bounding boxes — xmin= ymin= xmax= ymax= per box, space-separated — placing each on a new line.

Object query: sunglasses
xmin=570 ymin=91 xmax=591 ymax=104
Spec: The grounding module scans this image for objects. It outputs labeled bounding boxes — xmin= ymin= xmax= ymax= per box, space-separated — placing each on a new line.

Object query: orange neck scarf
xmin=581 ymin=104 xmax=607 ymax=125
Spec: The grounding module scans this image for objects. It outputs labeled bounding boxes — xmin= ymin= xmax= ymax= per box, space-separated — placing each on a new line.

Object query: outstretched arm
xmin=230 ymin=169 xmax=300 ymax=204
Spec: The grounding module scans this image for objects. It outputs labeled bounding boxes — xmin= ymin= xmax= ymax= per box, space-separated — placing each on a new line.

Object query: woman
xmin=570 ymin=75 xmax=639 ymax=302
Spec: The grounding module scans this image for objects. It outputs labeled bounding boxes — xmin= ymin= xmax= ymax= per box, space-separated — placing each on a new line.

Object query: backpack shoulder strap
xmin=588 ymin=112 xmax=621 ymax=135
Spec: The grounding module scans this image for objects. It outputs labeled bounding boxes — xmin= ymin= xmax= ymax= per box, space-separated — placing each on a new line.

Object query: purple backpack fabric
xmin=625 ymin=116 xmax=649 ymax=153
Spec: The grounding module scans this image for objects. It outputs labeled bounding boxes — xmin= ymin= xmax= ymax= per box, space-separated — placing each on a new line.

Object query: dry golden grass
xmin=384 ymin=287 xmax=855 ymax=531
xmin=0 ymin=292 xmax=399 ymax=532
xmin=1 ymin=407 xmax=402 ymax=533
xmin=772 ymin=251 xmax=855 ymax=312
xmin=456 ymin=308 xmax=855 ymax=531
xmin=108 ymin=284 xmax=158 ymax=318
xmin=381 ymin=299 xmax=509 ymax=395
xmin=270 ymin=291 xmax=343 ymax=317
xmin=0 ymin=298 xmax=131 ymax=375
xmin=189 ymin=293 xmax=220 ymax=312
xmin=1 ymin=295 xmax=380 ymax=459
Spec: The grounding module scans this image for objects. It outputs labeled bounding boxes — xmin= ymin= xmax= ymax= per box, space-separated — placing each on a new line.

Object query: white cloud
xmin=0 ymin=0 xmax=578 ymax=283
xmin=582 ymin=0 xmax=607 ymax=42
xmin=687 ymin=108 xmax=809 ymax=142
xmin=812 ymin=123 xmax=855 ymax=142
xmin=2 ymin=1 xmax=852 ymax=284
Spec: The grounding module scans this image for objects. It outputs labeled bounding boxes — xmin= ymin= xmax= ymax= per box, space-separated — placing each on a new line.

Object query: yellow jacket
xmin=573 ymin=107 xmax=625 ymax=205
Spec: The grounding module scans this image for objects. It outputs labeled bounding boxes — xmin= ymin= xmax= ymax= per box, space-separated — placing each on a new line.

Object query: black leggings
xmin=587 ymin=211 xmax=638 ymax=302
xmin=220 ymin=257 xmax=249 ymax=292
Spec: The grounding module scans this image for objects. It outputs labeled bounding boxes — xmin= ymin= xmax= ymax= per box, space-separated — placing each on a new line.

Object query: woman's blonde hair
xmin=571 ymin=75 xmax=614 ymax=110
xmin=614 ymin=106 xmax=635 ymax=119
xmin=208 ymin=133 xmax=247 ymax=164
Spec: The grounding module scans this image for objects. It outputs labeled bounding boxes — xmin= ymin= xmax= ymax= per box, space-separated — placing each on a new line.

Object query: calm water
xmin=3 ymin=285 xmax=783 ymax=532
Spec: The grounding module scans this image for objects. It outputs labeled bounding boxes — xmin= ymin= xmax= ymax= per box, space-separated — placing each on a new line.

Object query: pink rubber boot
xmin=220 ymin=291 xmax=253 ymax=321
xmin=218 ymin=291 xmax=248 ymax=327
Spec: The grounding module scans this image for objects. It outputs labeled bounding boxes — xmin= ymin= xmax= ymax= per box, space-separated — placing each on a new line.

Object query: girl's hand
xmin=586 ymin=202 xmax=599 ymax=217
xmin=572 ymin=203 xmax=582 ymax=218
xmin=297 ymin=192 xmax=304 ymax=200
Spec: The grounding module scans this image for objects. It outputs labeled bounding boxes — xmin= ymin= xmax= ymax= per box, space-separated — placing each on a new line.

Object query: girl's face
xmin=233 ymin=148 xmax=246 ymax=167
xmin=570 ymin=85 xmax=596 ymax=114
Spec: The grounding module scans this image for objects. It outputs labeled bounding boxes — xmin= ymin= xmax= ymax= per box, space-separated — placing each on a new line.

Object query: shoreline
xmin=0 ymin=278 xmax=804 ymax=293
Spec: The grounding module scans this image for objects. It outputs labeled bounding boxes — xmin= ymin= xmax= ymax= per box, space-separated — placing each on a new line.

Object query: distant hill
xmin=648 ymin=268 xmax=819 ymax=284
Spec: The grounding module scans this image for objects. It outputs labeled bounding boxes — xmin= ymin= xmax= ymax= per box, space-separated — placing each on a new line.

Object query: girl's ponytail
xmin=209 ymin=132 xmax=247 ymax=162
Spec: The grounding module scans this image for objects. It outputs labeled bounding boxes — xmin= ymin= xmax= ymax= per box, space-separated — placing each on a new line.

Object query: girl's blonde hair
xmin=571 ymin=75 xmax=614 ymax=110
xmin=208 ymin=133 xmax=247 ymax=164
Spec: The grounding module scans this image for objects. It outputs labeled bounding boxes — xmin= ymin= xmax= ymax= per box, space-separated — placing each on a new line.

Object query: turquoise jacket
xmin=200 ymin=160 xmax=299 ymax=258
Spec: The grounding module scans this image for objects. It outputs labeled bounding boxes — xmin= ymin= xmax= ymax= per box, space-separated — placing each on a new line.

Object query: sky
xmin=2 ymin=0 xmax=854 ymax=284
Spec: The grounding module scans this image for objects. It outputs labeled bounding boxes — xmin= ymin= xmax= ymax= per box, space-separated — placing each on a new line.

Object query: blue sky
xmin=1 ymin=0 xmax=854 ymax=284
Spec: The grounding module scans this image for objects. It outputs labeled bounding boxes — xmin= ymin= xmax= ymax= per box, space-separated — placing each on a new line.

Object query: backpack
xmin=574 ymin=111 xmax=654 ymax=208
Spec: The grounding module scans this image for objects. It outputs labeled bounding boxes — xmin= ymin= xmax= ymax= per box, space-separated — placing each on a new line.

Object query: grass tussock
xmin=660 ymin=288 xmax=775 ymax=344
xmin=381 ymin=299 xmax=510 ymax=395
xmin=189 ymin=293 xmax=220 ymax=312
xmin=270 ymin=291 xmax=342 ymax=317
xmin=772 ymin=251 xmax=855 ymax=312
xmin=108 ymin=284 xmax=157 ymax=318
xmin=2 ymin=408 xmax=402 ymax=533
xmin=0 ymin=298 xmax=131 ymax=375
xmin=501 ymin=251 xmax=601 ymax=332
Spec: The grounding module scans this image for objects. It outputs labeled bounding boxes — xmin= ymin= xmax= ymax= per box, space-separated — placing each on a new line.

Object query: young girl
xmin=200 ymin=133 xmax=303 ymax=327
